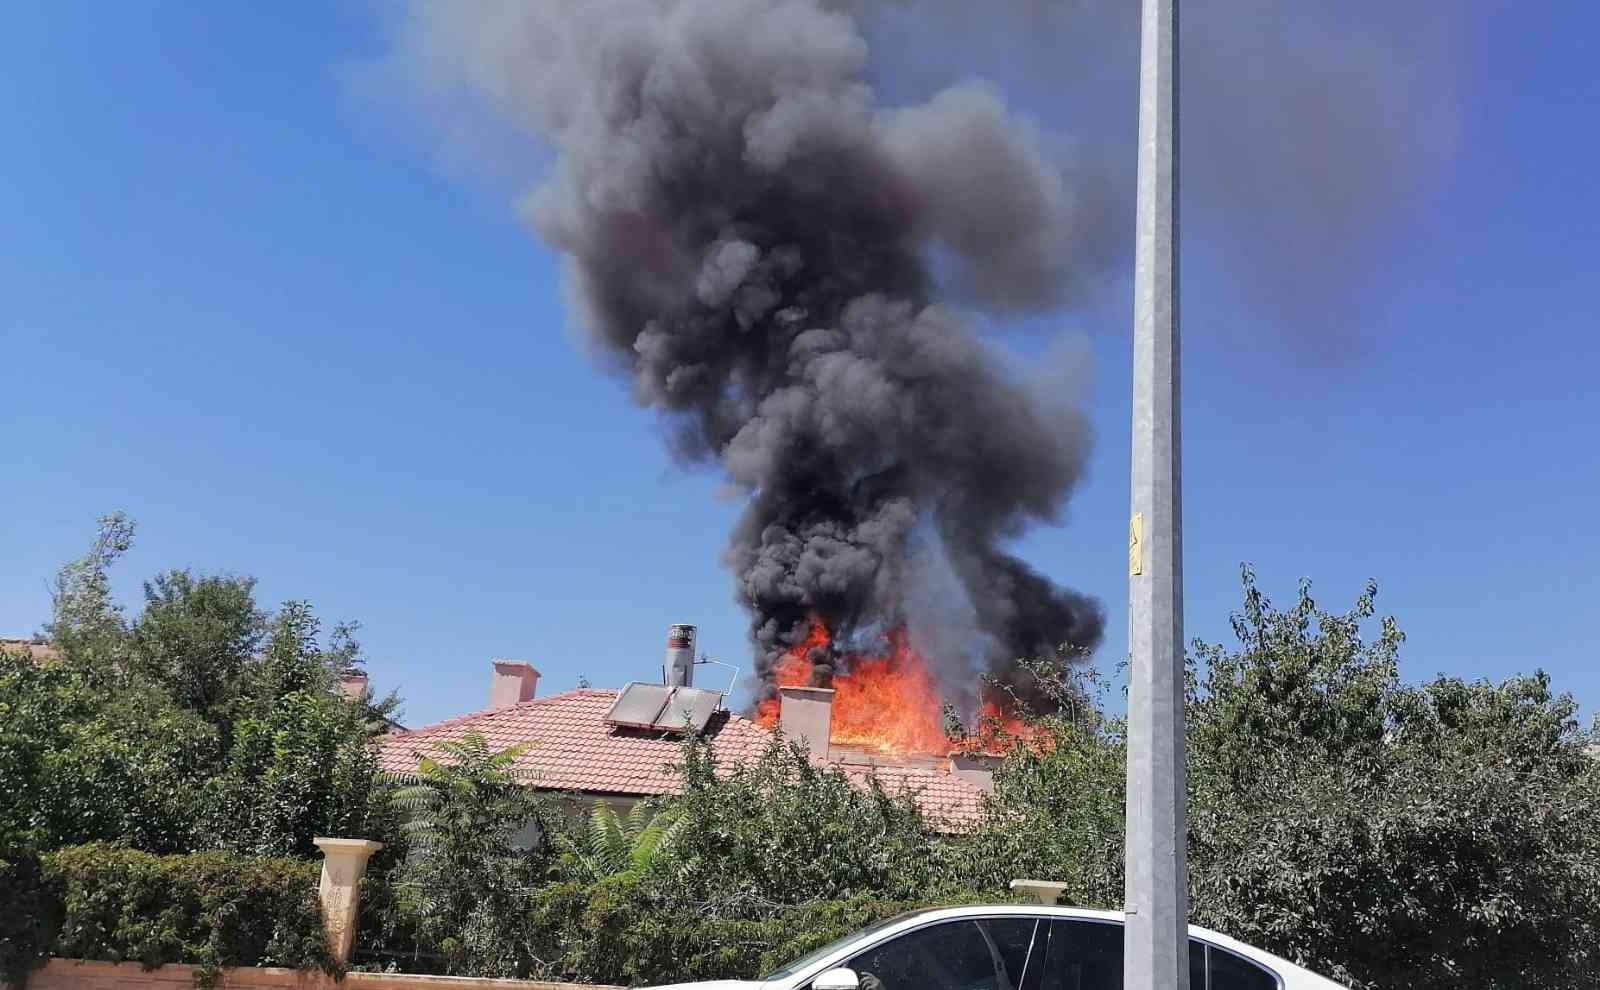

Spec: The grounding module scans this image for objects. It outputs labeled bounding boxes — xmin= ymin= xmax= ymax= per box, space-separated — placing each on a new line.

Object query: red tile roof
xmin=375 ymin=688 xmax=985 ymax=827
xmin=1 ymin=638 xmax=59 ymax=662
xmin=836 ymin=763 xmax=985 ymax=827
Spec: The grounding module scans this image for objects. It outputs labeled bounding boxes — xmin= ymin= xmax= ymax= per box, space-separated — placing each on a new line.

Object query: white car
xmin=647 ymin=905 xmax=1347 ymax=990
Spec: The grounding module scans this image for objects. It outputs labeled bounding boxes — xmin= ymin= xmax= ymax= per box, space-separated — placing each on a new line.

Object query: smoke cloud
xmin=370 ymin=0 xmax=1459 ymax=708
xmin=854 ymin=0 xmax=1461 ymax=341
xmin=379 ymin=0 xmax=1112 ymax=707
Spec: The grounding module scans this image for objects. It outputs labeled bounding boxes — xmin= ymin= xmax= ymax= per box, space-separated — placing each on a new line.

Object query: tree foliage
xmin=200 ymin=603 xmax=388 ymax=857
xmin=558 ymin=802 xmax=682 ymax=883
xmin=936 ymin=568 xmax=1600 ymax=990
xmin=660 ymin=735 xmax=952 ymax=910
xmin=1185 ymin=568 xmax=1600 ymax=990
xmin=379 ymin=734 xmax=554 ymax=977
xmin=128 ymin=570 xmax=264 ymax=721
xmin=0 ymin=515 xmax=393 ymax=858
xmin=959 ymin=719 xmax=1125 ymax=908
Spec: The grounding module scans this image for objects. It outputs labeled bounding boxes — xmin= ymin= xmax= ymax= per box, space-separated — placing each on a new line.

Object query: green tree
xmin=129 ymin=570 xmax=264 ymax=723
xmin=44 ymin=512 xmax=136 ymax=679
xmin=1186 ymin=568 xmax=1600 ymax=990
xmin=959 ymin=725 xmax=1124 ymax=907
xmin=385 ymin=734 xmax=551 ymax=977
xmin=6 ymin=514 xmax=395 ymax=858
xmin=0 ymin=649 xmax=216 ymax=853
xmin=202 ymin=603 xmax=389 ymax=857
xmin=0 ymin=648 xmax=75 ymax=848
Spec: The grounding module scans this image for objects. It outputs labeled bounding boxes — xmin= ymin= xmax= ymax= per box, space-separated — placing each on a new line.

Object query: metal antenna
xmin=694 ymin=655 xmax=741 ymax=707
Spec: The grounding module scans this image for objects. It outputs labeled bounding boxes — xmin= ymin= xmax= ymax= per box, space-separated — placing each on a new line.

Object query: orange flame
xmin=755 ymin=617 xmax=1037 ymax=758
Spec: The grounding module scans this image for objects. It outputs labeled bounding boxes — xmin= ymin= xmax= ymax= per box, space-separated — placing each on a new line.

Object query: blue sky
xmin=2 ymin=2 xmax=1595 ymax=729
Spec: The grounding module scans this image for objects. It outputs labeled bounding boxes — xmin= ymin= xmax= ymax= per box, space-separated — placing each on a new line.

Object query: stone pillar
xmin=313 ymin=837 xmax=383 ymax=965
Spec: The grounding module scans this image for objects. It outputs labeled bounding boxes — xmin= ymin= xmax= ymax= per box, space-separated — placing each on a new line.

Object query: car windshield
xmin=760 ymin=910 xmax=935 ymax=982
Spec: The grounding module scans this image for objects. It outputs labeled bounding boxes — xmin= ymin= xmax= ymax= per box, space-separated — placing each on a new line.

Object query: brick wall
xmin=30 ymin=960 xmax=616 ymax=990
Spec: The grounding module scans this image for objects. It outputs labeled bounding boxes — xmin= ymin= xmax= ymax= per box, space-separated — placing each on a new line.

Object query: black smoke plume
xmin=383 ymin=0 xmax=1116 ymax=709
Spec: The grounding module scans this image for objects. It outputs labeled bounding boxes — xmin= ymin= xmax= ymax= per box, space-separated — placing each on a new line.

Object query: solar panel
xmin=655 ymin=686 xmax=723 ymax=734
xmin=604 ymin=683 xmax=672 ymax=730
xmin=604 ymin=682 xmax=725 ymax=735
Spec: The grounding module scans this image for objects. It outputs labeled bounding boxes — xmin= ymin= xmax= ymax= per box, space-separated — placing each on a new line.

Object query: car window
xmin=1190 ymin=940 xmax=1207 ymax=988
xmin=1042 ymin=919 xmax=1123 ymax=990
xmin=1039 ymin=921 xmax=1277 ymax=990
xmin=764 ymin=911 xmax=936 ymax=981
xmin=1203 ymin=945 xmax=1277 ymax=990
xmin=845 ymin=918 xmax=1040 ymax=990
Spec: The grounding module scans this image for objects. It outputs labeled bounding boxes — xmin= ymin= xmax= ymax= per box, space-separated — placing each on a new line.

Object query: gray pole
xmin=1123 ymin=0 xmax=1186 ymax=987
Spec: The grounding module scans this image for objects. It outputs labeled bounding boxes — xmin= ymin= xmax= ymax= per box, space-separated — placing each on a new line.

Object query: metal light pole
xmin=1124 ymin=0 xmax=1186 ymax=987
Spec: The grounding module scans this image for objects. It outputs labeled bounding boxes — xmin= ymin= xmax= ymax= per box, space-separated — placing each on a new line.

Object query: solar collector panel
xmin=603 ymin=683 xmax=724 ymax=734
xmin=657 ymin=686 xmax=722 ymax=733
xmin=604 ymin=683 xmax=672 ymax=729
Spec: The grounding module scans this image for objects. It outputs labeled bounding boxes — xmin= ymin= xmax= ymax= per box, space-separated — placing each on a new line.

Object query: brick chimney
xmin=338 ymin=670 xmax=369 ymax=702
xmin=489 ymin=660 xmax=540 ymax=709
xmin=778 ymin=686 xmax=834 ymax=762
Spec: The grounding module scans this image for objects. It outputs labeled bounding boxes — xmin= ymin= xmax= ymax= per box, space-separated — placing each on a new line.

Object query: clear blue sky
xmin=3 ymin=2 xmax=1595 ymax=728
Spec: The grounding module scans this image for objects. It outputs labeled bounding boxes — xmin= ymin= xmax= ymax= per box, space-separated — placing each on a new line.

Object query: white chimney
xmin=949 ymin=751 xmax=1000 ymax=794
xmin=778 ymin=686 xmax=834 ymax=762
xmin=664 ymin=623 xmax=697 ymax=688
xmin=489 ymin=660 xmax=540 ymax=709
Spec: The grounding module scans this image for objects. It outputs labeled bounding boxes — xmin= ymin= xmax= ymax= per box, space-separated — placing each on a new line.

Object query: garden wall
xmin=31 ymin=960 xmax=614 ymax=990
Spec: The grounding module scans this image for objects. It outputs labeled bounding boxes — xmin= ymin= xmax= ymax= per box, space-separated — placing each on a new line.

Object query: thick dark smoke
xmin=372 ymin=0 xmax=1459 ymax=711
xmin=381 ymin=0 xmax=1112 ymax=708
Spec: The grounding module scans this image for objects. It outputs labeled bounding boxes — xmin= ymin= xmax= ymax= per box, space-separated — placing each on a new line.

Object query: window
xmin=765 ymin=911 xmax=935 ymax=982
xmin=1203 ymin=945 xmax=1277 ymax=990
xmin=1038 ymin=921 xmax=1279 ymax=990
xmin=1041 ymin=920 xmax=1123 ymax=990
xmin=1190 ymin=940 xmax=1207 ymax=990
xmin=845 ymin=918 xmax=1042 ymax=990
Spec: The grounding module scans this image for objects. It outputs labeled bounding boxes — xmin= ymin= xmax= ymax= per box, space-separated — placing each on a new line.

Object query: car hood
xmin=641 ymin=983 xmax=767 ymax=990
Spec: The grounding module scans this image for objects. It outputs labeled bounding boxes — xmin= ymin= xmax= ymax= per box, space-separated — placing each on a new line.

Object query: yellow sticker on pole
xmin=1129 ymin=512 xmax=1144 ymax=576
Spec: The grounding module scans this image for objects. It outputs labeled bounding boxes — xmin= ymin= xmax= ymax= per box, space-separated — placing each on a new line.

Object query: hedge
xmin=2 ymin=844 xmax=333 ymax=990
xmin=517 ymin=876 xmax=1009 ymax=986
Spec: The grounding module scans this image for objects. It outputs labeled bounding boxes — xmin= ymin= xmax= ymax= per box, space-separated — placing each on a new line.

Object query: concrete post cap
xmin=312 ymin=838 xmax=384 ymax=855
xmin=1009 ymin=879 xmax=1070 ymax=904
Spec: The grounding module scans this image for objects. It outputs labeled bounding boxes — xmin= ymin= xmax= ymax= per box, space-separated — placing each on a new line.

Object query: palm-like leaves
xmin=389 ymin=736 xmax=531 ymax=854
xmin=564 ymin=801 xmax=681 ymax=882
xmin=384 ymin=733 xmax=545 ymax=975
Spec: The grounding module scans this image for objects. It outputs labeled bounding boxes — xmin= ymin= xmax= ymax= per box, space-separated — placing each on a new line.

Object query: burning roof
xmin=375 ymin=687 xmax=989 ymax=828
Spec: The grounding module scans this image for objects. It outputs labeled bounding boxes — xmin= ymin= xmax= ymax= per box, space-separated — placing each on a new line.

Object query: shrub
xmin=44 ymin=844 xmax=332 ymax=988
xmin=662 ymin=736 xmax=953 ymax=906
xmin=524 ymin=878 xmax=994 ymax=986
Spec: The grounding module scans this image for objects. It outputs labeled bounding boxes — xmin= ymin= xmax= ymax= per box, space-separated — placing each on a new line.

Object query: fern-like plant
xmin=560 ymin=802 xmax=681 ymax=882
